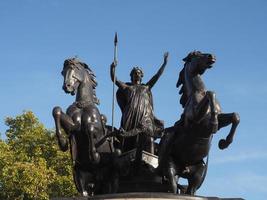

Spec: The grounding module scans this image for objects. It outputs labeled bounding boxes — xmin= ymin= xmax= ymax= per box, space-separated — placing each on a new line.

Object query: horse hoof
xmin=58 ymin=138 xmax=68 ymax=152
xmin=114 ymin=149 xmax=122 ymax=156
xmin=53 ymin=107 xmax=62 ymax=118
xmin=93 ymin=152 xmax=100 ymax=164
xmin=218 ymin=139 xmax=229 ymax=149
xmin=82 ymin=191 xmax=88 ymax=196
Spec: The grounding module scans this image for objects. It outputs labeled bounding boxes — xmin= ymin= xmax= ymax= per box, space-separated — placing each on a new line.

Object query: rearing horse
xmin=158 ymin=51 xmax=240 ymax=195
xmin=52 ymin=58 xmax=117 ymax=196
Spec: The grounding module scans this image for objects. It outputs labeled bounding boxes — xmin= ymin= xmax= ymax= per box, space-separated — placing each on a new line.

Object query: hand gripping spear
xmin=112 ymin=32 xmax=118 ymax=133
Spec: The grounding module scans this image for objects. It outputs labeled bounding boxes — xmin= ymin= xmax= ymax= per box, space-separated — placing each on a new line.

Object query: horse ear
xmin=183 ymin=55 xmax=190 ymax=62
xmin=81 ymin=62 xmax=89 ymax=69
xmin=183 ymin=51 xmax=194 ymax=62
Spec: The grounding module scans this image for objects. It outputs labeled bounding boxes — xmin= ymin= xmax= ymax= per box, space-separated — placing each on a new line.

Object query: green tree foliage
xmin=0 ymin=111 xmax=77 ymax=200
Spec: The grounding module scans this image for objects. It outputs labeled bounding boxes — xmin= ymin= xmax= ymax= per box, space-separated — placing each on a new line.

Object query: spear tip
xmin=114 ymin=32 xmax=118 ymax=45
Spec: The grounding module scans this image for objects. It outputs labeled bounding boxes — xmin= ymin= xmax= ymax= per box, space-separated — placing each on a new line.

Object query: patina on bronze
xmin=52 ymin=48 xmax=240 ymax=197
xmin=52 ymin=58 xmax=119 ymax=196
xmin=110 ymin=52 xmax=168 ymax=155
xmin=158 ymin=51 xmax=240 ymax=195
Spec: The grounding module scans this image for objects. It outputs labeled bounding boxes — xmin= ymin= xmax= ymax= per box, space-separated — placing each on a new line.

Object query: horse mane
xmin=81 ymin=62 xmax=100 ymax=105
xmin=177 ymin=51 xmax=203 ymax=108
xmin=176 ymin=65 xmax=187 ymax=108
xmin=64 ymin=58 xmax=100 ymax=105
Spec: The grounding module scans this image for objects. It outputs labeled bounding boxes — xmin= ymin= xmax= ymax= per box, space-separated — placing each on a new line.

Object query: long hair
xmin=130 ymin=66 xmax=144 ymax=82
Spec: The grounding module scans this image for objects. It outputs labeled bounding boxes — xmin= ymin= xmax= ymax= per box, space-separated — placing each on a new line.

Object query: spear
xmin=112 ymin=32 xmax=118 ymax=132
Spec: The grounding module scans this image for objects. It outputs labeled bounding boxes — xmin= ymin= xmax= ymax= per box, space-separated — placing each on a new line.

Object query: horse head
xmin=62 ymin=58 xmax=99 ymax=105
xmin=61 ymin=58 xmax=88 ymax=95
xmin=183 ymin=51 xmax=216 ymax=75
xmin=177 ymin=51 xmax=217 ymax=108
xmin=54 ymin=58 xmax=119 ymax=196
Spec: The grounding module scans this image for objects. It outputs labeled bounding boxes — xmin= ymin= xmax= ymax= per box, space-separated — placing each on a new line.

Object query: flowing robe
xmin=117 ymin=83 xmax=164 ymax=151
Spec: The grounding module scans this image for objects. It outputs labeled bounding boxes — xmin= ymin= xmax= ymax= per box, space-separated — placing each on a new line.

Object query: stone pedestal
xmin=52 ymin=192 xmax=245 ymax=200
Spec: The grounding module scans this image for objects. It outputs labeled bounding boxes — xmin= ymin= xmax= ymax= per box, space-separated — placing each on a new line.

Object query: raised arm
xmin=147 ymin=52 xmax=169 ymax=88
xmin=110 ymin=62 xmax=128 ymax=89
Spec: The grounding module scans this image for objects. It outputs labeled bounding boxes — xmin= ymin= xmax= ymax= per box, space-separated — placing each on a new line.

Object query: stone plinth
xmin=52 ymin=192 xmax=245 ymax=200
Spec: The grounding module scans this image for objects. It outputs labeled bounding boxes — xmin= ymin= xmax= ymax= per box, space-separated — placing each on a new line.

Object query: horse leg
xmin=217 ymin=113 xmax=240 ymax=150
xmin=73 ymin=165 xmax=91 ymax=196
xmin=194 ymin=91 xmax=218 ymax=133
xmin=73 ymin=166 xmax=82 ymax=194
xmin=177 ymin=181 xmax=187 ymax=194
xmin=186 ymin=181 xmax=197 ymax=195
xmin=157 ymin=127 xmax=176 ymax=173
xmin=166 ymin=161 xmax=178 ymax=193
xmin=103 ymin=170 xmax=119 ymax=194
xmin=206 ymin=91 xmax=219 ymax=133
xmin=82 ymin=113 xmax=100 ymax=164
xmin=110 ymin=171 xmax=119 ymax=193
xmin=52 ymin=107 xmax=76 ymax=151
xmin=186 ymin=162 xmax=205 ymax=195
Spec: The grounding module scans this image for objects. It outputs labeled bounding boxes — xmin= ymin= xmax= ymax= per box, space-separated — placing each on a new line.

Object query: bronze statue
xmin=52 ymin=58 xmax=119 ymax=196
xmin=110 ymin=52 xmax=169 ymax=155
xmin=52 ymin=39 xmax=240 ymax=197
xmin=158 ymin=51 xmax=240 ymax=195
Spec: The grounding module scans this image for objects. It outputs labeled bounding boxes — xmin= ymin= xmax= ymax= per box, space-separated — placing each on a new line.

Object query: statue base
xmin=52 ymin=192 xmax=245 ymax=200
xmin=52 ymin=152 xmax=244 ymax=200
xmin=116 ymin=149 xmax=168 ymax=193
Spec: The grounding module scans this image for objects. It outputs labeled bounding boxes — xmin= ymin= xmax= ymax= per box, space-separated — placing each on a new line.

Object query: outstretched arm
xmin=147 ymin=52 xmax=169 ymax=88
xmin=110 ymin=62 xmax=127 ymax=89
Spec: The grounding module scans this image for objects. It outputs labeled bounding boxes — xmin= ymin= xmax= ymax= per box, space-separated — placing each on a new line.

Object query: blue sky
xmin=1 ymin=0 xmax=267 ymax=199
